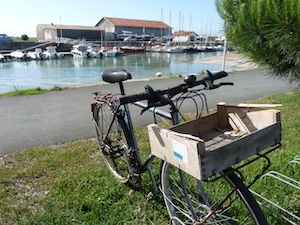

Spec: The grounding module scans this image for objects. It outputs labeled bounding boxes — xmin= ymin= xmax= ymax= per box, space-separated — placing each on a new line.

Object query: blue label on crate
xmin=173 ymin=151 xmax=183 ymax=160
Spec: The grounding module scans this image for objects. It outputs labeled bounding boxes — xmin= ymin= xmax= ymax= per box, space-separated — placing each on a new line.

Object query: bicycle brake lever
xmin=210 ymin=82 xmax=234 ymax=90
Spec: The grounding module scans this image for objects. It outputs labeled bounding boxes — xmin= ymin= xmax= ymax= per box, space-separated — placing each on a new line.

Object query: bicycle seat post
xmin=118 ymin=81 xmax=126 ymax=96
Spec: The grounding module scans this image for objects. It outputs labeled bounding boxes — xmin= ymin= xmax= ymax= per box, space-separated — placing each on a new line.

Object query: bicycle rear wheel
xmin=94 ymin=102 xmax=132 ymax=183
xmin=161 ymin=162 xmax=268 ymax=225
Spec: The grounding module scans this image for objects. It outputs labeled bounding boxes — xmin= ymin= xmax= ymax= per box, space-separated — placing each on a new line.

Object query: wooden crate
xmin=148 ymin=102 xmax=281 ymax=180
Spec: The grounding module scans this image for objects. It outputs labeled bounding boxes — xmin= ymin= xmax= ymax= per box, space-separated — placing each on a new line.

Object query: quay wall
xmin=0 ymin=42 xmax=70 ymax=53
xmin=0 ymin=42 xmax=42 ymax=52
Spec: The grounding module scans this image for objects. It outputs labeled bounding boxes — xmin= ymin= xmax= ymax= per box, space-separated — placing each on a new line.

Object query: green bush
xmin=21 ymin=34 xmax=29 ymax=41
xmin=216 ymin=0 xmax=300 ymax=83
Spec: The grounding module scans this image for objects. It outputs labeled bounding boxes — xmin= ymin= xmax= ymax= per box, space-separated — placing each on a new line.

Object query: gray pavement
xmin=0 ymin=69 xmax=298 ymax=156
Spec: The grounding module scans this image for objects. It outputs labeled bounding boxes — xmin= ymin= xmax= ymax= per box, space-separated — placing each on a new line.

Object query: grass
xmin=0 ymin=85 xmax=70 ymax=97
xmin=239 ymin=90 xmax=300 ymax=224
xmin=0 ymin=90 xmax=299 ymax=224
xmin=12 ymin=37 xmax=38 ymax=42
xmin=166 ymin=70 xmax=205 ymax=78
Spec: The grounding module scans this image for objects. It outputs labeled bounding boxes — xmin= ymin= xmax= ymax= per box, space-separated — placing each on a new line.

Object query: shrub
xmin=21 ymin=34 xmax=29 ymax=41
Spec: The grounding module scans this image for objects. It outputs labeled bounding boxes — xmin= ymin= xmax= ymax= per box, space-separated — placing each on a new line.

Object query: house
xmin=172 ymin=31 xmax=198 ymax=42
xmin=95 ymin=17 xmax=172 ymax=39
xmin=36 ymin=24 xmax=104 ymax=42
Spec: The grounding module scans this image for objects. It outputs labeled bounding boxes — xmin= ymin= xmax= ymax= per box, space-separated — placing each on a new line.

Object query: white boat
xmin=103 ymin=50 xmax=116 ymax=57
xmin=0 ymin=53 xmax=4 ymax=61
xmin=168 ymin=46 xmax=184 ymax=53
xmin=111 ymin=47 xmax=123 ymax=56
xmin=71 ymin=45 xmax=90 ymax=58
xmin=87 ymin=46 xmax=103 ymax=58
xmin=196 ymin=45 xmax=207 ymax=52
xmin=155 ymin=43 xmax=173 ymax=53
xmin=10 ymin=50 xmax=28 ymax=60
xmin=215 ymin=45 xmax=224 ymax=51
xmin=100 ymin=48 xmax=116 ymax=57
xmin=44 ymin=46 xmax=63 ymax=59
xmin=26 ymin=48 xmax=45 ymax=60
xmin=157 ymin=45 xmax=169 ymax=53
xmin=120 ymin=46 xmax=145 ymax=53
xmin=146 ymin=45 xmax=161 ymax=52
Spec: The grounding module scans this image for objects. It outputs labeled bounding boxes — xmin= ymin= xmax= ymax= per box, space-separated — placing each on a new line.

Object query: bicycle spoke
xmin=94 ymin=102 xmax=132 ymax=183
xmin=161 ymin=162 xmax=267 ymax=224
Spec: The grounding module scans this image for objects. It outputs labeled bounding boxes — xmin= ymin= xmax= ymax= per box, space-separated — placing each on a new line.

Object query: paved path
xmin=0 ymin=69 xmax=298 ymax=156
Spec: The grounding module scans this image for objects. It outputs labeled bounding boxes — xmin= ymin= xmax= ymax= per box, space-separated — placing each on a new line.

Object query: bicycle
xmin=90 ymin=68 xmax=281 ymax=224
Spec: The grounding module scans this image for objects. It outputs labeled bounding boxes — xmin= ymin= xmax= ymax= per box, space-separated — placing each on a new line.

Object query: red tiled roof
xmin=98 ymin=17 xmax=172 ymax=29
xmin=173 ymin=31 xmax=196 ymax=36
xmin=37 ymin=24 xmax=103 ymax=31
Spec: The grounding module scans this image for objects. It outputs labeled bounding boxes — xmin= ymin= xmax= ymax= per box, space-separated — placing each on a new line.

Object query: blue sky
xmin=1 ymin=0 xmax=223 ymax=37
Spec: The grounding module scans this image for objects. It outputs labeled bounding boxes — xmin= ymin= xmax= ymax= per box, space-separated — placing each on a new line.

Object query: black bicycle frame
xmin=116 ymin=80 xmax=209 ymax=191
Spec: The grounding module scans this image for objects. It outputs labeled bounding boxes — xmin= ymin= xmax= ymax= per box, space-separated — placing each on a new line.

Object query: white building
xmin=172 ymin=31 xmax=198 ymax=42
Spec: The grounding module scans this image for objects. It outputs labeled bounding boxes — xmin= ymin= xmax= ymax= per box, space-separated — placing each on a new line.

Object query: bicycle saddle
xmin=102 ymin=68 xmax=132 ymax=83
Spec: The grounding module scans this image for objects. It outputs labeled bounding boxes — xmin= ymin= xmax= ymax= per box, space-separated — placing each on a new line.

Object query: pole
xmin=222 ymin=38 xmax=227 ymax=71
xmin=59 ymin=16 xmax=63 ymax=43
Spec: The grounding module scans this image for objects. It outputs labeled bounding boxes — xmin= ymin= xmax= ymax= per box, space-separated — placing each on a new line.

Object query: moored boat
xmin=10 ymin=50 xmax=28 ymax=60
xmin=168 ymin=46 xmax=184 ymax=53
xmin=146 ymin=45 xmax=161 ymax=52
xmin=100 ymin=48 xmax=116 ymax=57
xmin=44 ymin=46 xmax=63 ymax=59
xmin=26 ymin=48 xmax=45 ymax=60
xmin=87 ymin=46 xmax=103 ymax=58
xmin=120 ymin=46 xmax=145 ymax=53
xmin=71 ymin=44 xmax=90 ymax=58
xmin=111 ymin=47 xmax=123 ymax=56
xmin=102 ymin=51 xmax=116 ymax=57
xmin=157 ymin=46 xmax=169 ymax=53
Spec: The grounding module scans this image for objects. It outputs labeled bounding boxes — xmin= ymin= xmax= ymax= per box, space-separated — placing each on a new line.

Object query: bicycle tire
xmin=161 ymin=162 xmax=268 ymax=225
xmin=93 ymin=102 xmax=132 ymax=183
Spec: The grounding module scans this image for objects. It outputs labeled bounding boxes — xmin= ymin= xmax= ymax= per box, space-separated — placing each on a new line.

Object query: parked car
xmin=0 ymin=34 xmax=13 ymax=42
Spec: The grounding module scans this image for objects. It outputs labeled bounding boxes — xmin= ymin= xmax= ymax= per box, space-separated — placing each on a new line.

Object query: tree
xmin=216 ymin=0 xmax=300 ymax=83
xmin=21 ymin=34 xmax=29 ymax=41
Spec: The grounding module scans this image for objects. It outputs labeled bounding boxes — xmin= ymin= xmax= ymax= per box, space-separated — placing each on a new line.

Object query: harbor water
xmin=0 ymin=51 xmax=228 ymax=93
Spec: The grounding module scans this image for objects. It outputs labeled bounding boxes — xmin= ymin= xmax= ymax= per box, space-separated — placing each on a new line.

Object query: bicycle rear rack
xmin=250 ymin=158 xmax=300 ymax=225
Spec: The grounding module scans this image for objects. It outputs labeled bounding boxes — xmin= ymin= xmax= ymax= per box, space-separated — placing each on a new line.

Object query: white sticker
xmin=172 ymin=139 xmax=188 ymax=163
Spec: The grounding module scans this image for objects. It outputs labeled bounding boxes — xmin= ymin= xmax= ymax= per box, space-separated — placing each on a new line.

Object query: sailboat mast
xmin=179 ymin=11 xmax=181 ymax=32
xmin=161 ymin=8 xmax=163 ymax=37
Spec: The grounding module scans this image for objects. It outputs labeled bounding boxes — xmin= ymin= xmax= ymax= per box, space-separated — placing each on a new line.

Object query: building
xmin=36 ymin=24 xmax=104 ymax=42
xmin=172 ymin=31 xmax=198 ymax=42
xmin=95 ymin=17 xmax=172 ymax=39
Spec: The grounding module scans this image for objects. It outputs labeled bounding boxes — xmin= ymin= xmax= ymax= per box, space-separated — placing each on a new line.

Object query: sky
xmin=0 ymin=0 xmax=224 ymax=37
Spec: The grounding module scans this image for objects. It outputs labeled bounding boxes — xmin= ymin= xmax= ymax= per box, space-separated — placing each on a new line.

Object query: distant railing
xmin=56 ymin=37 xmax=89 ymax=45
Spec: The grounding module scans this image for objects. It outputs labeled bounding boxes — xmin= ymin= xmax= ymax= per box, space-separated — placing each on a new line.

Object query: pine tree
xmin=216 ymin=0 xmax=300 ymax=83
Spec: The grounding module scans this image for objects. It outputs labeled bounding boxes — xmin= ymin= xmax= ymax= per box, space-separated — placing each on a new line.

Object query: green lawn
xmin=0 ymin=90 xmax=299 ymax=224
xmin=0 ymin=86 xmax=69 ymax=96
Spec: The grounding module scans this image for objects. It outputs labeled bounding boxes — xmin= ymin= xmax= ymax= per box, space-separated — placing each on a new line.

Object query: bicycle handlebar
xmin=119 ymin=70 xmax=233 ymax=106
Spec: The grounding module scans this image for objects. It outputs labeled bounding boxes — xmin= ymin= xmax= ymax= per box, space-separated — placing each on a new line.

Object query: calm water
xmin=0 ymin=51 xmax=228 ymax=93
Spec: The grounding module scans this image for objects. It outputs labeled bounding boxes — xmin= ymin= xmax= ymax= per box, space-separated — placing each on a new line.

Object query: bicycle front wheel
xmin=161 ymin=162 xmax=268 ymax=225
xmin=94 ymin=103 xmax=132 ymax=183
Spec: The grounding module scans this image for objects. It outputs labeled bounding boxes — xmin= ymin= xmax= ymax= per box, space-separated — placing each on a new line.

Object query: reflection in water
xmin=0 ymin=51 xmax=227 ymax=93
